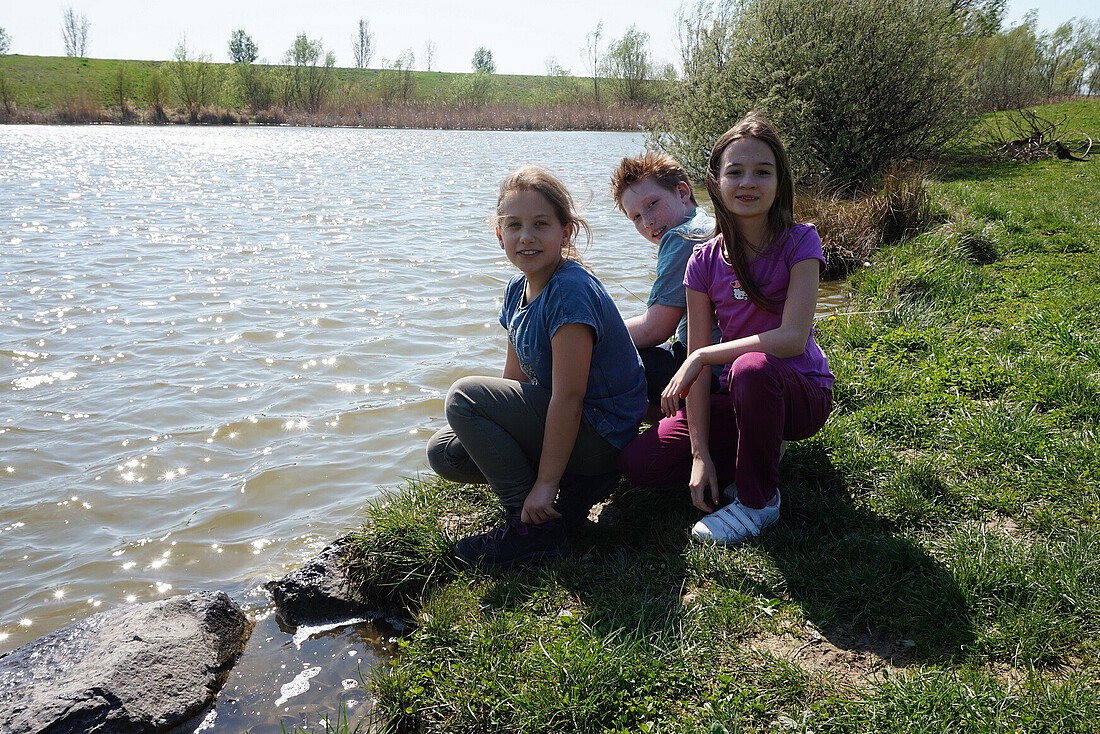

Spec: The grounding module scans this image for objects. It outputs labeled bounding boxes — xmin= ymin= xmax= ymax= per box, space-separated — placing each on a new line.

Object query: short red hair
xmin=610 ymin=151 xmax=697 ymax=212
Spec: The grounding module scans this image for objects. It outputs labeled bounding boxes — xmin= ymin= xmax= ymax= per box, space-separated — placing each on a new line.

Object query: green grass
xmin=325 ymin=100 xmax=1100 ymax=733
xmin=0 ymin=53 xmax=661 ymax=123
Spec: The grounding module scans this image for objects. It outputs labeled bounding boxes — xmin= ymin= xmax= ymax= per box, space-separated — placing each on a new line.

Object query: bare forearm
xmin=684 ymin=365 xmax=711 ymax=459
xmin=536 ymin=394 xmax=583 ymax=487
xmin=694 ymin=325 xmax=806 ymax=367
xmin=626 ymin=304 xmax=682 ymax=349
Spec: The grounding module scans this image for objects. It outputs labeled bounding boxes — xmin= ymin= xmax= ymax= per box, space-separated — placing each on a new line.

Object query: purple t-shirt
xmin=684 ymin=223 xmax=834 ymax=390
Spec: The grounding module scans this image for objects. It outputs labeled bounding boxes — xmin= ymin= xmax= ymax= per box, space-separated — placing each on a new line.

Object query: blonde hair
xmin=497 ymin=165 xmax=591 ymax=261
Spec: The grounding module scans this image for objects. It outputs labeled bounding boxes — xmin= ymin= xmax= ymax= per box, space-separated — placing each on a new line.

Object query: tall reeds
xmin=56 ymin=89 xmax=110 ymax=124
xmin=797 ymin=165 xmax=937 ymax=277
xmin=249 ymin=100 xmax=656 ymax=131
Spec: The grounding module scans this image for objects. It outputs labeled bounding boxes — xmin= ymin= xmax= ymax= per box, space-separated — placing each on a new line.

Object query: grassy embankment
xmin=331 ymin=100 xmax=1100 ymax=733
xmin=0 ymin=54 xmax=659 ymax=130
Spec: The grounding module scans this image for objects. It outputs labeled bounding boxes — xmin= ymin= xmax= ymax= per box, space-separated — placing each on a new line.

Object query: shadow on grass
xmin=755 ymin=440 xmax=974 ymax=664
xmin=934 ymin=155 xmax=1085 ymax=184
xmin=771 ymin=447 xmax=973 ymax=661
xmin=471 ymin=439 xmax=975 ymax=670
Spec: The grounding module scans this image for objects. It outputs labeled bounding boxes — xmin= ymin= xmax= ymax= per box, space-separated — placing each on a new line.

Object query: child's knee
xmin=425 ymin=429 xmax=449 ymax=475
xmin=425 ymin=428 xmax=460 ymax=479
xmin=444 ymin=375 xmax=487 ymax=419
xmin=618 ymin=432 xmax=671 ymax=486
xmin=731 ymin=352 xmax=780 ymax=388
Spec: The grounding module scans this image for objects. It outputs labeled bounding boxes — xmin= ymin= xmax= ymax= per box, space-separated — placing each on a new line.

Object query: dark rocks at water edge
xmin=0 ymin=591 xmax=252 ymax=734
xmin=265 ymin=535 xmax=406 ymax=630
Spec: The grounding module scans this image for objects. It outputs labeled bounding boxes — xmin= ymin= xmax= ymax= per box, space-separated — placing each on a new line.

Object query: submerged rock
xmin=0 ymin=591 xmax=252 ymax=734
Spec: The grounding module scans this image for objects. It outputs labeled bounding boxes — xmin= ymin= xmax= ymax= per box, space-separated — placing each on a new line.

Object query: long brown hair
xmin=704 ymin=112 xmax=795 ymax=311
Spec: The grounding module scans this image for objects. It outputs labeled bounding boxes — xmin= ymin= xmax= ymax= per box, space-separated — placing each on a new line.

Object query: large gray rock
xmin=265 ymin=536 xmax=378 ymax=627
xmin=0 ymin=591 xmax=252 ymax=734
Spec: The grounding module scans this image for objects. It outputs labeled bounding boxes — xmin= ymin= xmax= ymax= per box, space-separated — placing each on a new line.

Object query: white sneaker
xmin=691 ymin=490 xmax=781 ymax=546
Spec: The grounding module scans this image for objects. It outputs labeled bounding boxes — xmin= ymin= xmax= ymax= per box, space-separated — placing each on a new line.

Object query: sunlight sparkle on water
xmin=161 ymin=467 xmax=188 ymax=481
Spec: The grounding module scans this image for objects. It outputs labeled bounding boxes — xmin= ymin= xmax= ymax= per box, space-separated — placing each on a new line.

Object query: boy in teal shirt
xmin=612 ymin=152 xmax=719 ymax=414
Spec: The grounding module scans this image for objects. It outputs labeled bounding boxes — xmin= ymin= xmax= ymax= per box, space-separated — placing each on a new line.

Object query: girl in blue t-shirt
xmin=427 ymin=164 xmax=647 ymax=568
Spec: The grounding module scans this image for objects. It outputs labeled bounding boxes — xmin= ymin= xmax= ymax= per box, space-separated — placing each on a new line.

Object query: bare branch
xmin=61 ymin=8 xmax=90 ymax=58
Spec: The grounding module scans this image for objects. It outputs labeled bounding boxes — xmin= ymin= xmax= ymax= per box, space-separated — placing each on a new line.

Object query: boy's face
xmin=620 ymin=178 xmax=695 ymax=245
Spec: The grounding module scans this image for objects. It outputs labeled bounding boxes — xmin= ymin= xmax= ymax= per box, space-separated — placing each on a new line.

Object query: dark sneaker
xmin=555 ymin=472 xmax=621 ymax=529
xmin=454 ymin=512 xmax=567 ymax=569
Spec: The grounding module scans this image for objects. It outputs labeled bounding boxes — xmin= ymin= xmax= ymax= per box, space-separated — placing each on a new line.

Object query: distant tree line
xmin=3 ymin=8 xmax=671 ymax=117
xmin=973 ymin=11 xmax=1100 ymax=110
xmin=8 ymin=0 xmax=1094 ymax=174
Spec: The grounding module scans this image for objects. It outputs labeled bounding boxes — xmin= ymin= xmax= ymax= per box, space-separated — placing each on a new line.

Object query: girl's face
xmin=716 ymin=136 xmax=778 ymax=229
xmin=496 ymin=190 xmax=571 ymax=283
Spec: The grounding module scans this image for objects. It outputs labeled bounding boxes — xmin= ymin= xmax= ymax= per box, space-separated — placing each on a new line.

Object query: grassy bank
xmin=0 ymin=54 xmax=660 ymax=130
xmin=333 ymin=99 xmax=1100 ymax=733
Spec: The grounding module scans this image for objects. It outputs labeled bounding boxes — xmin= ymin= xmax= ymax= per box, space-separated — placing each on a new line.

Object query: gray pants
xmin=426 ymin=375 xmax=619 ymax=509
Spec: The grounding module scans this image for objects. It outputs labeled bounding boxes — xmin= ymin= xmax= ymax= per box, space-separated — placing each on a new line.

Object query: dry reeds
xmin=56 ymin=90 xmax=110 ymax=124
xmin=797 ymin=164 xmax=937 ymax=277
xmin=250 ymin=101 xmax=656 ymax=131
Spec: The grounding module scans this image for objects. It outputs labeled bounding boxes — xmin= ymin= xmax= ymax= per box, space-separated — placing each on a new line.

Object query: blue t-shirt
xmin=647 ymin=206 xmax=720 ymax=346
xmin=499 ymin=260 xmax=647 ymax=449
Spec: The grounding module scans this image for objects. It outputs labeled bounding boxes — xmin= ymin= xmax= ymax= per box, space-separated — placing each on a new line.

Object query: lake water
xmin=0 ymin=124 xmax=849 ymax=730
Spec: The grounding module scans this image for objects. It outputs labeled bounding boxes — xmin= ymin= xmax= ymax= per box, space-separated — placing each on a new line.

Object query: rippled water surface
xmin=0 ymin=125 xmax=848 ymax=728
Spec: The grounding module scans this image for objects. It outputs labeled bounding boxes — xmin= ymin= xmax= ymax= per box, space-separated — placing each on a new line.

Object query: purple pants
xmin=618 ymin=351 xmax=832 ymax=508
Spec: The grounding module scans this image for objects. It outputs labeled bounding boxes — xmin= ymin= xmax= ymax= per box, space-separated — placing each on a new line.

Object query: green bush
xmin=654 ymin=0 xmax=975 ymax=187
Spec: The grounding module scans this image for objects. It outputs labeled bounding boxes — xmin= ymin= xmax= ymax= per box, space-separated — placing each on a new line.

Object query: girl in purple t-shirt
xmin=619 ymin=112 xmax=833 ymax=546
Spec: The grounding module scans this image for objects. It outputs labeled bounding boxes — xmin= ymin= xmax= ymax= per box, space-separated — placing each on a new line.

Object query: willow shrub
xmin=654 ymin=0 xmax=975 ymax=188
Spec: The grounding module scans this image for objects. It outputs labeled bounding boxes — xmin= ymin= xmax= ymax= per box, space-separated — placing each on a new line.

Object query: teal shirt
xmin=647 ymin=206 xmax=719 ymax=346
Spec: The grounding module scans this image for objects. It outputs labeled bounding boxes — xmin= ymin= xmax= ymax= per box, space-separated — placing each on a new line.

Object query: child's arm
xmin=678 ymin=288 xmax=722 ymax=511
xmin=521 ymin=322 xmax=595 ymax=525
xmin=626 ymin=226 xmax=694 ymax=348
xmin=625 ymin=304 xmax=684 ymax=348
xmin=663 ymin=259 xmax=820 ymax=398
xmin=502 ymin=342 xmax=528 ymax=382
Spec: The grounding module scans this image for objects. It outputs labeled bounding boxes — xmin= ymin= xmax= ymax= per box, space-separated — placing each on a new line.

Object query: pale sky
xmin=0 ymin=1 xmax=1095 ymax=76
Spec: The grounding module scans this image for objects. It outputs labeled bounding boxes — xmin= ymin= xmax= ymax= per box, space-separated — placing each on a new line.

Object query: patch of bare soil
xmin=980 ymin=514 xmax=1023 ymax=540
xmin=748 ymin=623 xmax=914 ymax=690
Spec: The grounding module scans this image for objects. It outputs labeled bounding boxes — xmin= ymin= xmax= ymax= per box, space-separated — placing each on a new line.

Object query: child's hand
xmin=660 ymin=355 xmax=704 ymax=416
xmin=689 ymin=454 xmax=720 ymax=513
xmin=521 ymin=481 xmax=562 ymax=525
